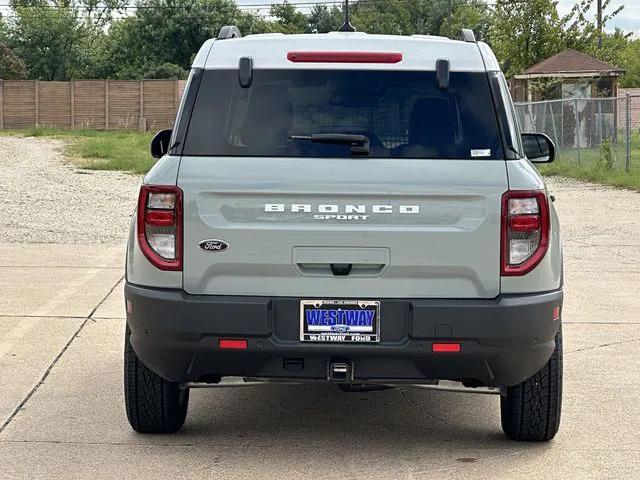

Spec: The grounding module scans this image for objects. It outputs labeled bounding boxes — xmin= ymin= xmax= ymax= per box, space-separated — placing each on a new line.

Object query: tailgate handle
xmin=330 ymin=263 xmax=353 ymax=276
xmin=293 ymin=247 xmax=389 ymax=278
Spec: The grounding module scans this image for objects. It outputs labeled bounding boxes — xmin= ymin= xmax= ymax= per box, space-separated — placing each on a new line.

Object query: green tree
xmin=0 ymin=15 xmax=8 ymax=43
xmin=308 ymin=5 xmax=343 ymax=33
xmin=440 ymin=0 xmax=491 ymax=40
xmin=489 ymin=0 xmax=627 ymax=77
xmin=617 ymin=39 xmax=640 ymax=88
xmin=0 ymin=43 xmax=28 ymax=79
xmin=143 ymin=62 xmax=188 ymax=79
xmin=6 ymin=0 xmax=126 ymax=80
xmin=489 ymin=0 xmax=566 ymax=77
xmin=349 ymin=0 xmax=441 ymax=36
xmin=8 ymin=6 xmax=83 ymax=80
xmin=236 ymin=9 xmax=279 ymax=35
xmin=562 ymin=0 xmax=624 ymax=51
xmin=103 ymin=17 xmax=145 ymax=79
xmin=346 ymin=0 xmax=483 ymax=37
xmin=593 ymin=29 xmax=631 ymax=63
xmin=349 ymin=0 xmax=411 ymax=35
xmin=105 ymin=0 xmax=265 ymax=78
xmin=2 ymin=0 xmax=636 ymax=86
xmin=270 ymin=1 xmax=308 ymax=33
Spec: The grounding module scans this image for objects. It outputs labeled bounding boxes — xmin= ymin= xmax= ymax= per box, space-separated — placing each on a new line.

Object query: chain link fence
xmin=514 ymin=95 xmax=640 ymax=173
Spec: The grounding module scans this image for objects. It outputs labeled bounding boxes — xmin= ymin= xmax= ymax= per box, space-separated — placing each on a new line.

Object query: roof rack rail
xmin=461 ymin=28 xmax=476 ymax=43
xmin=218 ymin=26 xmax=242 ymax=40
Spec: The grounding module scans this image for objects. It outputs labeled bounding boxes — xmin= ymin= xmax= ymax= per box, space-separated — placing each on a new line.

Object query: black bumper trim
xmin=125 ymin=283 xmax=562 ymax=387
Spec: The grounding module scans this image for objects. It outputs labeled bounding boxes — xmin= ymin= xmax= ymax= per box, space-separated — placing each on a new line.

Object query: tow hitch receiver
xmin=329 ymin=362 xmax=351 ymax=382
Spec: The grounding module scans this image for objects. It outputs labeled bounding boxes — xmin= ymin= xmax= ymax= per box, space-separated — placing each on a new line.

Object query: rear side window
xmin=489 ymin=71 xmax=523 ymax=159
xmin=182 ymin=69 xmax=504 ymax=159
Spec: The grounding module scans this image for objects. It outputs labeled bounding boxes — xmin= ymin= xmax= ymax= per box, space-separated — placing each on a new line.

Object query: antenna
xmin=338 ymin=0 xmax=356 ymax=32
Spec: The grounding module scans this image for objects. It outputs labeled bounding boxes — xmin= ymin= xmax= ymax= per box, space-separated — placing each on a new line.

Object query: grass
xmin=538 ymin=132 xmax=640 ymax=191
xmin=1 ymin=127 xmax=154 ymax=175
xmin=1 ymin=127 xmax=640 ymax=190
xmin=538 ymin=160 xmax=640 ymax=190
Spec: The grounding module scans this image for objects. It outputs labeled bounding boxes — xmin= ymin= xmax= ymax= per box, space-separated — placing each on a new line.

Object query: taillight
xmin=501 ymin=190 xmax=550 ymax=276
xmin=137 ymin=185 xmax=182 ymax=271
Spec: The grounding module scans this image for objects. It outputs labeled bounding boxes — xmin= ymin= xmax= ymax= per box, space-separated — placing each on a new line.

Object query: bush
xmin=143 ymin=62 xmax=188 ymax=80
xmin=0 ymin=43 xmax=27 ymax=79
xmin=598 ymin=138 xmax=616 ymax=170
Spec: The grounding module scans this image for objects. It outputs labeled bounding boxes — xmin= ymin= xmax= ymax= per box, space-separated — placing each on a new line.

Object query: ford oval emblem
xmin=198 ymin=239 xmax=230 ymax=252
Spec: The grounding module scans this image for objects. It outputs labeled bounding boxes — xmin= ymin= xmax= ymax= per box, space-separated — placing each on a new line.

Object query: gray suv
xmin=124 ymin=27 xmax=563 ymax=442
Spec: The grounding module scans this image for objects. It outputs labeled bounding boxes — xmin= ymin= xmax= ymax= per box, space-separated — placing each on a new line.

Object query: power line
xmin=0 ymin=0 xmax=516 ymax=9
xmin=1 ymin=0 xmax=341 ymax=8
xmin=0 ymin=0 xmax=533 ymax=21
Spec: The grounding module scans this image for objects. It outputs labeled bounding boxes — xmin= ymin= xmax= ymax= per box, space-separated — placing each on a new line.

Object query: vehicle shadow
xmin=177 ymin=383 xmax=550 ymax=454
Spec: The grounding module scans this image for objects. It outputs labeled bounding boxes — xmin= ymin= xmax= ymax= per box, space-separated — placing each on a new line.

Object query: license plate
xmin=300 ymin=300 xmax=380 ymax=343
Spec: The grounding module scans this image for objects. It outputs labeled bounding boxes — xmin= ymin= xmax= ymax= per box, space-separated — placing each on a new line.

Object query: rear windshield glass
xmin=182 ymin=69 xmax=504 ymax=159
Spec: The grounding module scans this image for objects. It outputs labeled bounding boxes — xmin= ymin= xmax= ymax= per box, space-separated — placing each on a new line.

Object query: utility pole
xmin=597 ymin=0 xmax=603 ymax=49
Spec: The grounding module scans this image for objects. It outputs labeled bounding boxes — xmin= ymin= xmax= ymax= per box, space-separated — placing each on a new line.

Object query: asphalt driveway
xmin=0 ymin=138 xmax=638 ymax=479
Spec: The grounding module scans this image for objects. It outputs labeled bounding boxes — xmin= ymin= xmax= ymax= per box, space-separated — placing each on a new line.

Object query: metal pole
xmin=561 ymin=98 xmax=565 ymax=153
xmin=626 ymin=94 xmax=631 ymax=173
xmin=549 ymin=100 xmax=559 ymax=153
xmin=597 ymin=98 xmax=602 ymax=146
xmin=527 ymin=104 xmax=535 ymax=133
xmin=575 ymin=98 xmax=581 ymax=165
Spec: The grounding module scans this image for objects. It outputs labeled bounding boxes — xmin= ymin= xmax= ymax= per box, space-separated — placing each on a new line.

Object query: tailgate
xmin=179 ymin=156 xmax=507 ymax=299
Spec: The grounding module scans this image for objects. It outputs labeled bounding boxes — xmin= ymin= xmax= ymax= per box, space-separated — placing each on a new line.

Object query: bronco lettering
xmin=265 ymin=204 xmax=420 ymax=214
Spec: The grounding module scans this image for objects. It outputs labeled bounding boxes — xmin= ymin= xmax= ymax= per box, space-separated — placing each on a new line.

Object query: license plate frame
xmin=299 ymin=299 xmax=380 ymax=343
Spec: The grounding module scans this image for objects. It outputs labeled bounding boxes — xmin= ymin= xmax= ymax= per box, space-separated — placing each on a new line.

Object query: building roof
xmin=515 ymin=49 xmax=625 ymax=78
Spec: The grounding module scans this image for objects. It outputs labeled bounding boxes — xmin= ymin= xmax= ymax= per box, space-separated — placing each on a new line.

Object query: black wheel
xmin=124 ymin=329 xmax=189 ymax=433
xmin=500 ymin=326 xmax=563 ymax=441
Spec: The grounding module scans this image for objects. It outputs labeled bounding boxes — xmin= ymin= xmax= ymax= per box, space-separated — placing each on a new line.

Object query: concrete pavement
xmin=1 ymin=178 xmax=639 ymax=479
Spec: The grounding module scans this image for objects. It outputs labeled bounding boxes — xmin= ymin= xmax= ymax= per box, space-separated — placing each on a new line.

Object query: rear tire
xmin=500 ymin=326 xmax=562 ymax=441
xmin=124 ymin=329 xmax=189 ymax=433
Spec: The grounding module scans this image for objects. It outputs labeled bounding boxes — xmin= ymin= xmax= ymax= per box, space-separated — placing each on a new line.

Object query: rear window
xmin=182 ymin=69 xmax=504 ymax=159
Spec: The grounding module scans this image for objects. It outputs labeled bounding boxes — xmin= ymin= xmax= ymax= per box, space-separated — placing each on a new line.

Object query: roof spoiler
xmin=218 ymin=26 xmax=242 ymax=40
xmin=461 ymin=28 xmax=476 ymax=43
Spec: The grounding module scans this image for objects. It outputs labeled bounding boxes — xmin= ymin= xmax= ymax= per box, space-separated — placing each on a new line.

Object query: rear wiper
xmin=289 ymin=133 xmax=370 ymax=156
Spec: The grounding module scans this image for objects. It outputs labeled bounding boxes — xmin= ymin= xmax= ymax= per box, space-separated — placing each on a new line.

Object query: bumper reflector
xmin=432 ymin=343 xmax=461 ymax=353
xmin=552 ymin=306 xmax=561 ymax=321
xmin=219 ymin=339 xmax=248 ymax=350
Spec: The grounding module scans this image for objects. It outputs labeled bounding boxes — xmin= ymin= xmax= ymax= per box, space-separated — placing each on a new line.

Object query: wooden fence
xmin=0 ymin=79 xmax=187 ymax=132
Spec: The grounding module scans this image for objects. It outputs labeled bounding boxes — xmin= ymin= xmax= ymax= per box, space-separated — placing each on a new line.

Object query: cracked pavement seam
xmin=0 ymin=276 xmax=124 ymax=436
xmin=565 ymin=337 xmax=640 ymax=355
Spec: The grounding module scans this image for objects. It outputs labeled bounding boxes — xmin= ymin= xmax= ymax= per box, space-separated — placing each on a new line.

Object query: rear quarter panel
xmin=501 ymin=159 xmax=563 ymax=293
xmin=126 ymin=155 xmax=183 ymax=288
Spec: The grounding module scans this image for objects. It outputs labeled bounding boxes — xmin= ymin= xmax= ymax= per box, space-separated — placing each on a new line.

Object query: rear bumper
xmin=125 ymin=283 xmax=562 ymax=387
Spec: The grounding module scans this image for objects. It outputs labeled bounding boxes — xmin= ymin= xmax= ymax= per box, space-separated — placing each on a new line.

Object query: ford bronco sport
xmin=124 ymin=26 xmax=563 ymax=442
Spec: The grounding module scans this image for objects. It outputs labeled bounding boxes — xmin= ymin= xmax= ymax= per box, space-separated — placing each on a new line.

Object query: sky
xmin=236 ymin=0 xmax=639 ymax=36
xmin=556 ymin=0 xmax=639 ymax=35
